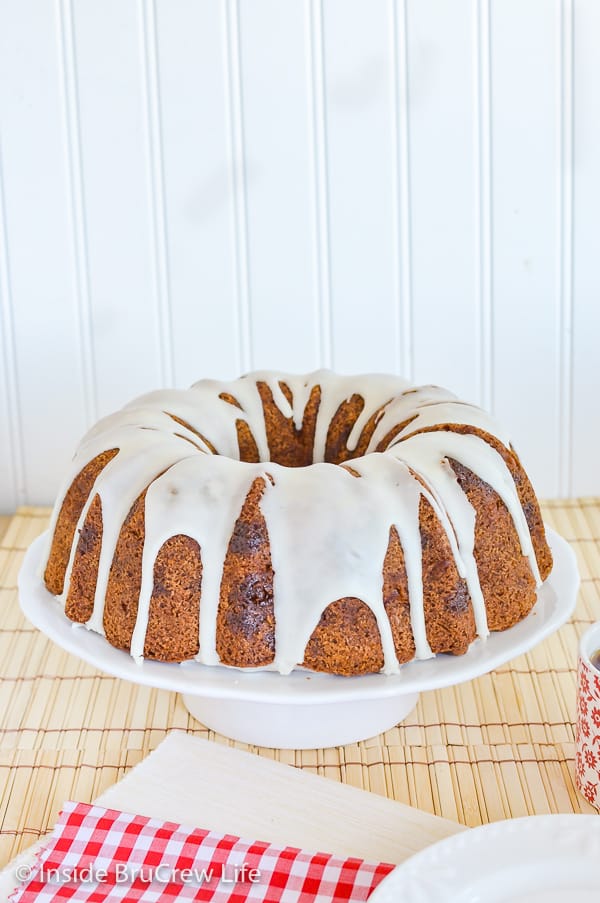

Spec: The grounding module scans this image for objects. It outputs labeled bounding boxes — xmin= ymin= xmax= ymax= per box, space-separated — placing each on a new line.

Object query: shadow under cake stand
xmin=19 ymin=528 xmax=578 ymax=749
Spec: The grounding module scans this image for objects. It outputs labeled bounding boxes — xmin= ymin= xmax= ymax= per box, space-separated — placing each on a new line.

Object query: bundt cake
xmin=42 ymin=370 xmax=553 ymax=676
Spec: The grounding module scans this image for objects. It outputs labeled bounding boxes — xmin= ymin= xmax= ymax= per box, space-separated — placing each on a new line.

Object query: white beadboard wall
xmin=0 ymin=0 xmax=599 ymax=510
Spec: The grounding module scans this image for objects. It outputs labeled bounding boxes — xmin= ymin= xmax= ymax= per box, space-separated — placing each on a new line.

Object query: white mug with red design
xmin=575 ymin=621 xmax=600 ymax=808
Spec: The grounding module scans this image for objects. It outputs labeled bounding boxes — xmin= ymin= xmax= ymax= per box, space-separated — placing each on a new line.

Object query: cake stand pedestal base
xmin=19 ymin=529 xmax=579 ymax=752
xmin=181 ymin=691 xmax=419 ymax=749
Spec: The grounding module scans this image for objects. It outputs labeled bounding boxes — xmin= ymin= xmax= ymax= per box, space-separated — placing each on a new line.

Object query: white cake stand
xmin=19 ymin=528 xmax=578 ymax=749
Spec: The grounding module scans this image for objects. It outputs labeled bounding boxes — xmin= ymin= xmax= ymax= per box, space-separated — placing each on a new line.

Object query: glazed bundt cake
xmin=43 ymin=371 xmax=553 ymax=676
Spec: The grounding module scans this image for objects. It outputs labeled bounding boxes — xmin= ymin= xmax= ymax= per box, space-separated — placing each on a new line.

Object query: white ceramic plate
xmin=369 ymin=814 xmax=600 ymax=903
xmin=18 ymin=527 xmax=578 ymax=702
xmin=18 ymin=527 xmax=579 ymax=748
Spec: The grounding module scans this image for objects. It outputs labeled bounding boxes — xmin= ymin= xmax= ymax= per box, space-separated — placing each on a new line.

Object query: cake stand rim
xmin=18 ymin=526 xmax=578 ymax=705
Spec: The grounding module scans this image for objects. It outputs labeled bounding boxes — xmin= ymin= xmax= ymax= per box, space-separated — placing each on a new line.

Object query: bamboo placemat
xmin=0 ymin=501 xmax=598 ymax=867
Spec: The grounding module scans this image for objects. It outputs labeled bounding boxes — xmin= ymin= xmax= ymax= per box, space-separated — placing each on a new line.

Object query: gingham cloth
xmin=9 ymin=802 xmax=395 ymax=902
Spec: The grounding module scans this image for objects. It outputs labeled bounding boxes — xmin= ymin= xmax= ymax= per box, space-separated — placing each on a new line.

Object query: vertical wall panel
xmin=572 ymin=0 xmax=600 ymax=497
xmin=0 ymin=365 xmax=17 ymax=511
xmin=71 ymin=0 xmax=162 ymax=414
xmin=0 ymin=0 xmax=87 ymax=505
xmin=0 ymin=320 xmax=18 ymax=511
xmin=407 ymin=0 xmax=480 ymax=400
xmin=322 ymin=0 xmax=399 ymax=373
xmin=0 ymin=2 xmax=598 ymax=506
xmin=234 ymin=0 xmax=318 ymax=372
xmin=0 ymin=154 xmax=19 ymax=512
xmin=155 ymin=0 xmax=239 ymax=385
xmin=490 ymin=0 xmax=560 ymax=497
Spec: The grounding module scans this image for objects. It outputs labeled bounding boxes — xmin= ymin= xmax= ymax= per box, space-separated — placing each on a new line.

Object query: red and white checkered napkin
xmin=10 ymin=801 xmax=395 ymax=903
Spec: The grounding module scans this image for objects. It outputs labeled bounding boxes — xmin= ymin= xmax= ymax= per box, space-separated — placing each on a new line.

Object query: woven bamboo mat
xmin=0 ymin=502 xmax=598 ymax=867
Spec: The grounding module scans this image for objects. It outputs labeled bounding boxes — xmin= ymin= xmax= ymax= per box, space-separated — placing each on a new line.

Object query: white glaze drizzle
xmin=44 ymin=371 xmax=546 ymax=674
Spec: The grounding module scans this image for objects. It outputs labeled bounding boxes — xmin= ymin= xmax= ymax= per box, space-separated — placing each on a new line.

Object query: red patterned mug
xmin=575 ymin=621 xmax=600 ymax=808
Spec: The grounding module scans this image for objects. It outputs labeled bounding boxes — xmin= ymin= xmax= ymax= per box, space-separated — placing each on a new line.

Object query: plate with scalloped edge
xmin=369 ymin=814 xmax=600 ymax=903
xmin=18 ymin=526 xmax=580 ymax=748
xmin=18 ymin=527 xmax=578 ymax=702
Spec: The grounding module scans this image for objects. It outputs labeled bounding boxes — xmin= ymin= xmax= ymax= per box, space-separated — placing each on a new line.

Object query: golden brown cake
xmin=42 ymin=371 xmax=553 ymax=676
